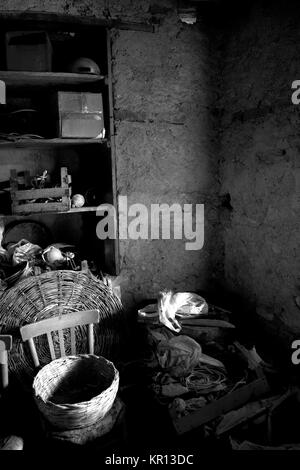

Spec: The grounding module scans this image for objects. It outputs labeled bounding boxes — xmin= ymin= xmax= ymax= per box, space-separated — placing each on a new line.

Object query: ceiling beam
xmin=0 ymin=11 xmax=154 ymax=33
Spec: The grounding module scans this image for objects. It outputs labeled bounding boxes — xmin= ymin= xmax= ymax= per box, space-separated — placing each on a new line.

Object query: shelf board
xmin=1 ymin=206 xmax=100 ymax=218
xmin=0 ymin=71 xmax=105 ymax=87
xmin=0 ymin=138 xmax=107 ymax=148
xmin=64 ymin=206 xmax=99 ymax=214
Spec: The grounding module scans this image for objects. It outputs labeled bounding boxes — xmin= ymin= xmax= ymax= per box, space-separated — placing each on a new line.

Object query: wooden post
xmin=60 ymin=167 xmax=71 ymax=211
xmin=88 ymin=324 xmax=94 ymax=354
xmin=0 ymin=350 xmax=8 ymax=389
xmin=10 ymin=169 xmax=19 ymax=214
xmin=106 ymin=29 xmax=120 ymax=275
xmin=0 ymin=335 xmax=12 ymax=390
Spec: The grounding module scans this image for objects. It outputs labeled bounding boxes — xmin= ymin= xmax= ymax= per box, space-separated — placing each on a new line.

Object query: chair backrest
xmin=20 ymin=309 xmax=100 ymax=369
xmin=0 ymin=335 xmax=12 ymax=389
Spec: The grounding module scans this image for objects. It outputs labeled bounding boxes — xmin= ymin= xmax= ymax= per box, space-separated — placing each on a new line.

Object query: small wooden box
xmin=10 ymin=167 xmax=71 ymax=215
xmin=5 ymin=31 xmax=52 ymax=72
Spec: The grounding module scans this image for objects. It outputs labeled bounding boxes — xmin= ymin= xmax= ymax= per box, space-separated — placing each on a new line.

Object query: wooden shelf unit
xmin=0 ymin=17 xmax=119 ymax=274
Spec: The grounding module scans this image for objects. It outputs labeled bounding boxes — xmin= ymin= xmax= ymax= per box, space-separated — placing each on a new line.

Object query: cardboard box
xmin=6 ymin=31 xmax=52 ymax=72
xmin=57 ymin=92 xmax=104 ymax=138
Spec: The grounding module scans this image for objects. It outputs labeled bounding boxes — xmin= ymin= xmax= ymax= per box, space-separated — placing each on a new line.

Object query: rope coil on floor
xmin=185 ymin=365 xmax=227 ymax=394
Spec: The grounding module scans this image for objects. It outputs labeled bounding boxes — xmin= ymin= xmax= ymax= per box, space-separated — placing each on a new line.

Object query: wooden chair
xmin=20 ymin=309 xmax=100 ymax=368
xmin=0 ymin=335 xmax=12 ymax=390
xmin=19 ymin=309 xmax=126 ymax=448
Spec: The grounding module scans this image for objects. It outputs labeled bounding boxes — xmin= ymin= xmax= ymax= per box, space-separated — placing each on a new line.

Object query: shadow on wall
xmin=218 ymin=0 xmax=300 ymax=363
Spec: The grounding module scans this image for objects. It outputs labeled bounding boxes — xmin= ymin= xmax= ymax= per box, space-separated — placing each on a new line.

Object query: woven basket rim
xmin=33 ymin=354 xmax=119 ymax=407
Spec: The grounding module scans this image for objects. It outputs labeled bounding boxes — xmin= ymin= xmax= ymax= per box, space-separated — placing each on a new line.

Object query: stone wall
xmin=219 ymin=0 xmax=300 ymax=362
xmin=112 ymin=11 xmax=222 ymax=308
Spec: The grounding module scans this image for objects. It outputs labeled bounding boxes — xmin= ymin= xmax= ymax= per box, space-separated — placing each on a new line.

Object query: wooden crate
xmin=10 ymin=167 xmax=71 ymax=215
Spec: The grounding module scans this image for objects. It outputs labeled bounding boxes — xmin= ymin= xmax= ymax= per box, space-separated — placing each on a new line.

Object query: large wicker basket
xmin=0 ymin=270 xmax=126 ymax=381
xmin=33 ymin=354 xmax=119 ymax=430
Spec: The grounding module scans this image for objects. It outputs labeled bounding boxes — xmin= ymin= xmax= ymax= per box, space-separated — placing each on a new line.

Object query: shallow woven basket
xmin=0 ymin=270 xmax=126 ymax=381
xmin=33 ymin=354 xmax=119 ymax=430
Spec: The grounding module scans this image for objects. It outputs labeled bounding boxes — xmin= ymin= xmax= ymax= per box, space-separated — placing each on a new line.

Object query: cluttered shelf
xmin=0 ymin=137 xmax=108 ymax=148
xmin=0 ymin=70 xmax=106 ymax=87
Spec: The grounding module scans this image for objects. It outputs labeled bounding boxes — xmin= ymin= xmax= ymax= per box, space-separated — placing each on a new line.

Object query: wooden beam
xmin=106 ymin=29 xmax=120 ymax=276
xmin=0 ymin=11 xmax=154 ymax=32
xmin=172 ymin=377 xmax=270 ymax=435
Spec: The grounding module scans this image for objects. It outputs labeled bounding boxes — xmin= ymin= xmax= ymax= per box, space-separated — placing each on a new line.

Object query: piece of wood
xmin=11 ymin=187 xmax=70 ymax=201
xmin=20 ymin=310 xmax=100 ymax=341
xmin=0 ymin=71 xmax=105 ymax=88
xmin=9 ymin=169 xmax=18 ymax=192
xmin=70 ymin=327 xmax=76 ymax=355
xmin=27 ymin=338 xmax=40 ymax=368
xmin=46 ymin=332 xmax=56 ymax=361
xmin=0 ymin=138 xmax=107 ymax=148
xmin=88 ymin=324 xmax=94 ymax=354
xmin=216 ymin=395 xmax=282 ymax=436
xmin=106 ymin=30 xmax=120 ymax=275
xmin=24 ymin=171 xmax=31 ymax=187
xmin=58 ymin=329 xmax=66 ymax=357
xmin=172 ymin=377 xmax=270 ymax=435
xmin=180 ymin=319 xmax=235 ymax=328
xmin=1 ymin=206 xmax=100 ymax=220
xmin=231 ymin=439 xmax=300 ymax=451
xmin=208 ymin=303 xmax=232 ymax=314
xmin=67 ymin=206 xmax=99 ymax=213
xmin=0 ymin=354 xmax=8 ymax=389
xmin=12 ymin=202 xmax=70 ymax=214
xmin=0 ymin=336 xmax=11 ymax=389
xmin=0 ymin=11 xmax=154 ymax=33
xmin=60 ymin=167 xmax=71 ymax=211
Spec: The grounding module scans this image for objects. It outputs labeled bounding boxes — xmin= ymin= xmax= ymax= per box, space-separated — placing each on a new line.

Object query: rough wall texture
xmin=0 ymin=1 xmax=223 ymax=309
xmin=112 ymin=13 xmax=222 ymax=308
xmin=219 ymin=1 xmax=300 ymax=362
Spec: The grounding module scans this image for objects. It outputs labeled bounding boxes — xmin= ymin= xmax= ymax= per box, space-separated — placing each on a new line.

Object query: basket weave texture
xmin=33 ymin=354 xmax=119 ymax=430
xmin=0 ymin=270 xmax=126 ymax=380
